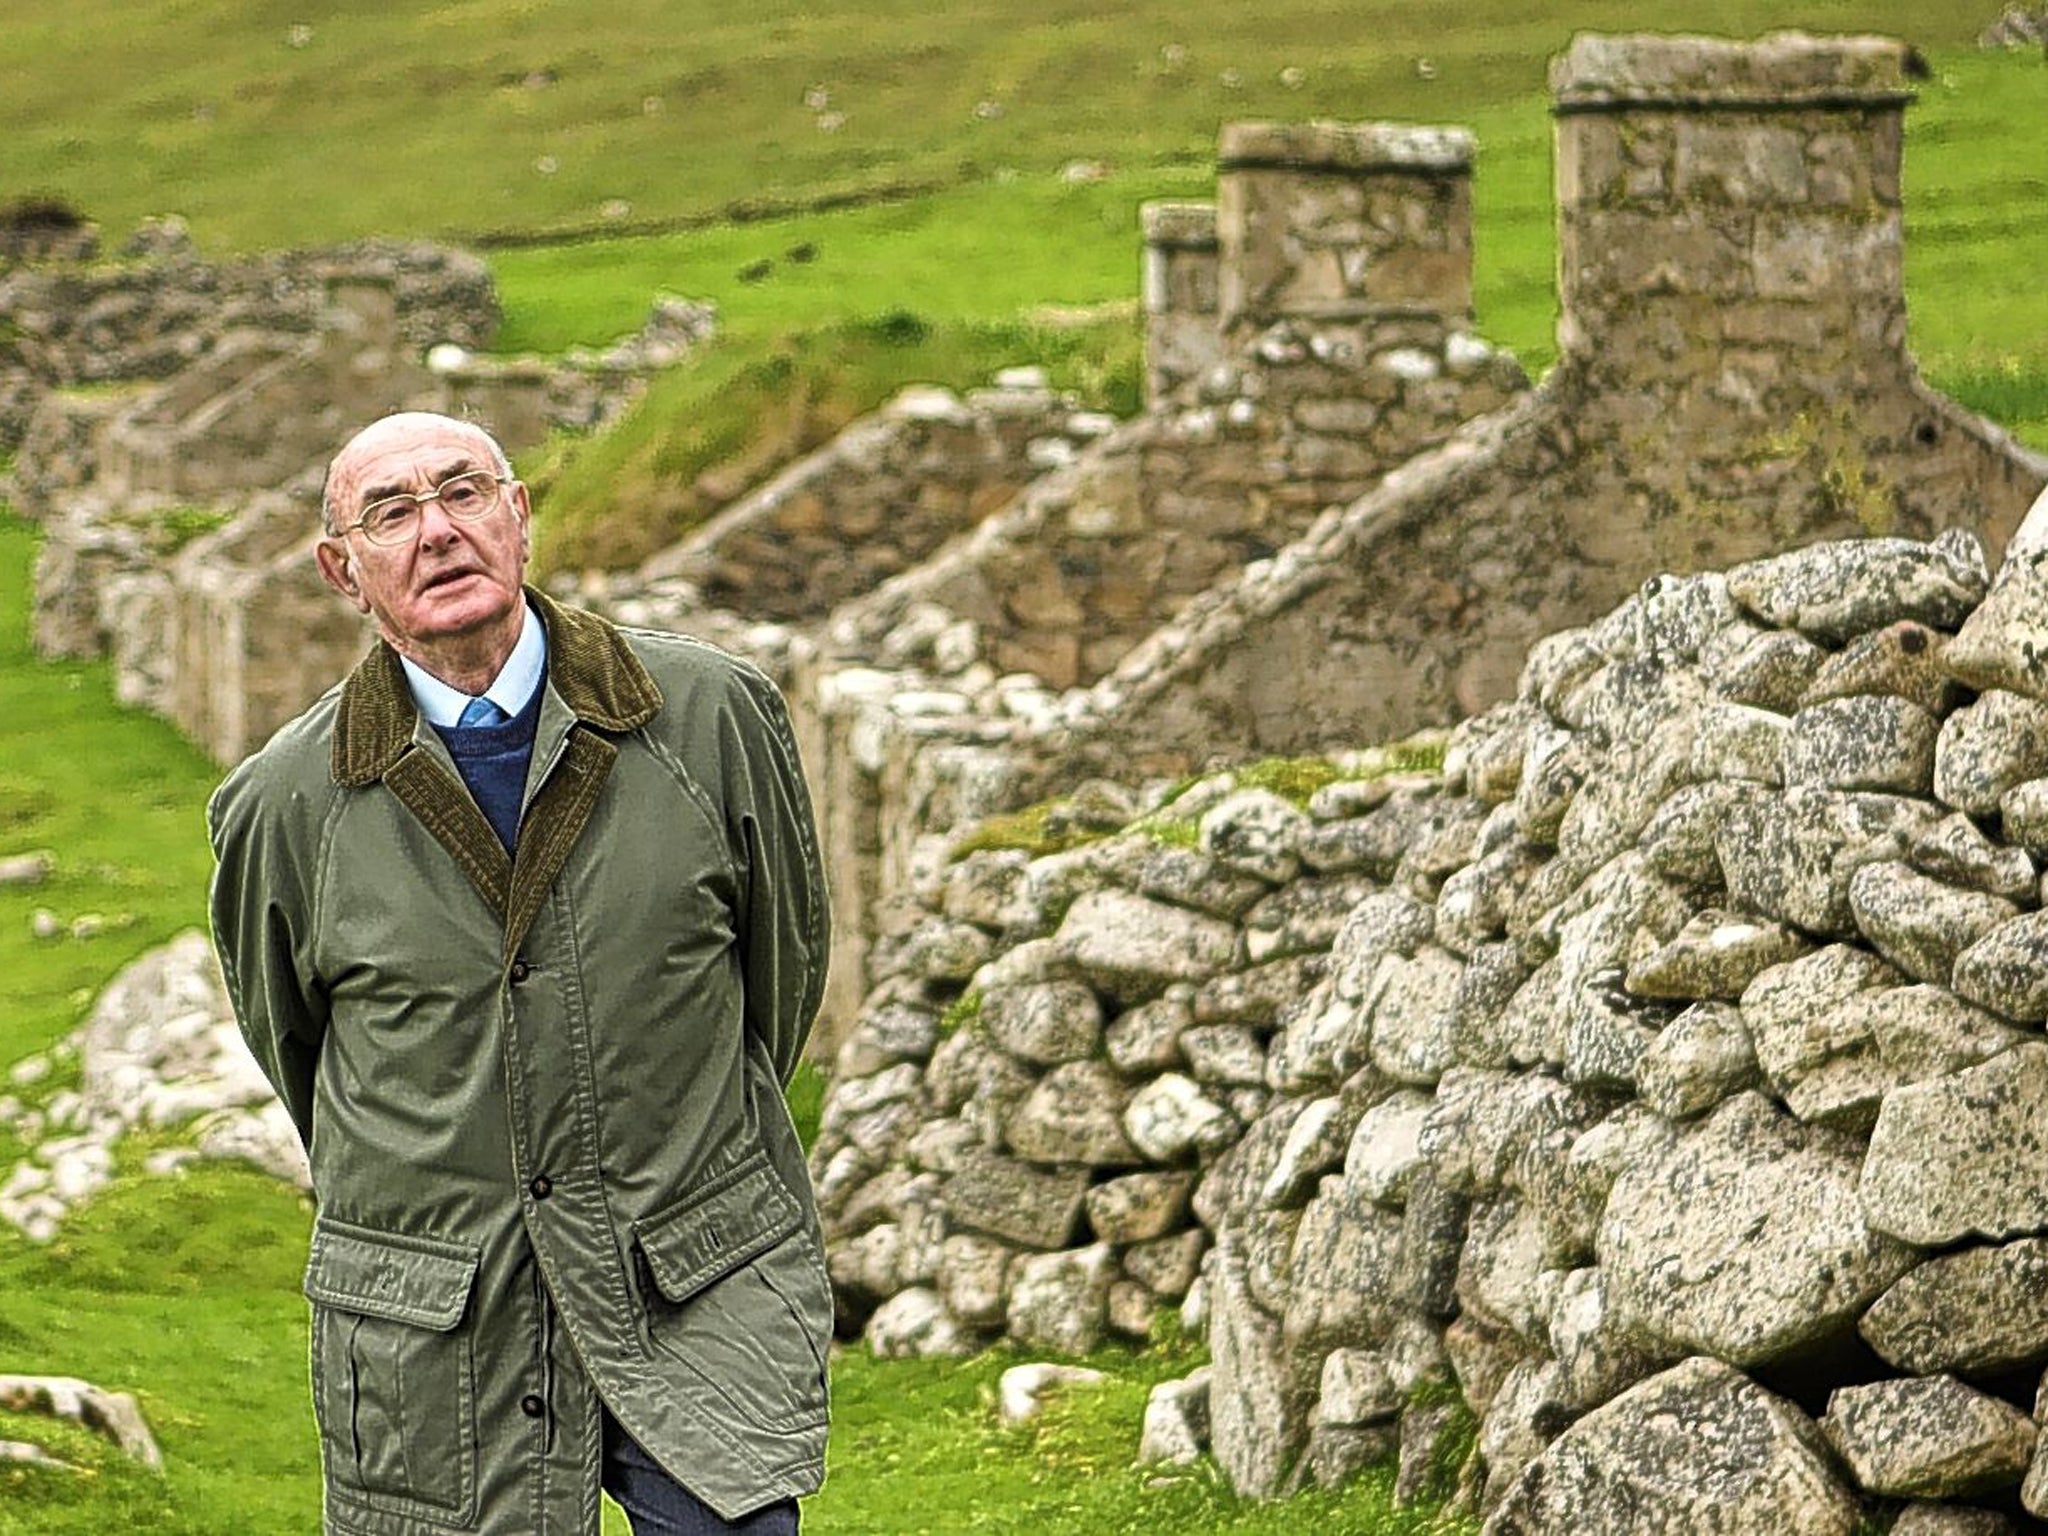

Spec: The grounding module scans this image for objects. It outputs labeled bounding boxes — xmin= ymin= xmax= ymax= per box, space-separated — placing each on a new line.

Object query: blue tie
xmin=457 ymin=696 xmax=510 ymax=729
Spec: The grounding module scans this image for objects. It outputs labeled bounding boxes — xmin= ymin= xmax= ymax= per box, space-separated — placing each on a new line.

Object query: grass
xmin=0 ymin=1 xmax=1997 ymax=255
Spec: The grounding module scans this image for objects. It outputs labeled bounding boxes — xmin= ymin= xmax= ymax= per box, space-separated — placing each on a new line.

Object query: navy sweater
xmin=432 ymin=687 xmax=544 ymax=853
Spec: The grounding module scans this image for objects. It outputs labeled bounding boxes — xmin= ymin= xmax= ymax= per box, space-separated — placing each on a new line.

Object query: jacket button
xmin=509 ymin=959 xmax=532 ymax=985
xmin=521 ymin=1393 xmax=546 ymax=1419
xmin=529 ymin=1174 xmax=553 ymax=1200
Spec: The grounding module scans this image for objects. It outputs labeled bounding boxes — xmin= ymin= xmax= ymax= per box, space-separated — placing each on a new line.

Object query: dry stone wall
xmin=809 ymin=496 xmax=2048 ymax=1529
xmin=0 ymin=233 xmax=498 ymax=453
xmin=823 ymin=124 xmax=1524 ymax=696
xmin=630 ymin=372 xmax=1114 ymax=629
xmin=13 ymin=254 xmax=712 ymax=762
xmin=1029 ymin=32 xmax=2048 ymax=789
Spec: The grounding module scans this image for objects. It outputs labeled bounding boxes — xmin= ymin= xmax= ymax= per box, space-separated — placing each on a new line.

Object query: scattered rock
xmin=1138 ymin=1368 xmax=1212 ymax=1466
xmin=997 ymin=1362 xmax=1108 ymax=1425
xmin=865 ymin=1288 xmax=976 ymax=1358
xmin=0 ymin=1375 xmax=162 ymax=1468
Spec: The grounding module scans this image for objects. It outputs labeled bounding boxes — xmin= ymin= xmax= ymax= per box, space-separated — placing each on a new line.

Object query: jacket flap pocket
xmin=635 ymin=1149 xmax=800 ymax=1304
xmin=302 ymin=1218 xmax=482 ymax=1332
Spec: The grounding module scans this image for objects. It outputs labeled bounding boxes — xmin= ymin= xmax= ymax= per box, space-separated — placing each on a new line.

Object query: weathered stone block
xmin=1822 ymin=1375 xmax=2036 ymax=1499
xmin=945 ymin=1152 xmax=1090 ymax=1249
xmin=1600 ymin=1093 xmax=1915 ymax=1365
xmin=980 ymin=981 xmax=1103 ymax=1066
xmin=1005 ymin=1243 xmax=1116 ymax=1354
xmin=1863 ymin=1044 xmax=2048 ymax=1245
xmin=1862 ymin=1237 xmax=2048 ymax=1375
xmin=1485 ymin=1356 xmax=1861 ymax=1534
xmin=1004 ymin=1061 xmax=1140 ymax=1167
xmin=1848 ymin=862 xmax=2019 ymax=986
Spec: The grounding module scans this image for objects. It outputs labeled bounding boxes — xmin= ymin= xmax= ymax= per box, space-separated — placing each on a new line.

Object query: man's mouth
xmin=420 ymin=568 xmax=479 ymax=593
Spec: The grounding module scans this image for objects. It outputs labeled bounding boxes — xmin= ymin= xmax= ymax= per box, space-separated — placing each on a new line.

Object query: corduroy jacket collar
xmin=331 ymin=586 xmax=663 ymax=786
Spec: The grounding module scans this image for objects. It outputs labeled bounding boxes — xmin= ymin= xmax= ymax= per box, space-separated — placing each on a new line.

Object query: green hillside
xmin=0 ymin=1 xmax=2002 ymax=251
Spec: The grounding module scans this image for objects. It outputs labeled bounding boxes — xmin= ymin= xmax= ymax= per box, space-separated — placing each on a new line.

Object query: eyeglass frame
xmin=328 ymin=468 xmax=516 ymax=547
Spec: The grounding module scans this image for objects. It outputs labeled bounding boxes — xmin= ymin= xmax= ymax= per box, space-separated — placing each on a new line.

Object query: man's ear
xmin=315 ymin=537 xmax=370 ymax=612
xmin=511 ymin=481 xmax=534 ymax=561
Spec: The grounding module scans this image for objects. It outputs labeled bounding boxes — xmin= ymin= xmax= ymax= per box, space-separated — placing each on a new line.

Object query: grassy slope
xmin=0 ymin=1 xmax=1996 ymax=251
xmin=0 ymin=518 xmax=1469 ymax=1532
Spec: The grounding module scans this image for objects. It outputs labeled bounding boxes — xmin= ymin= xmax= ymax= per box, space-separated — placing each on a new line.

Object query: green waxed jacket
xmin=207 ymin=590 xmax=832 ymax=1535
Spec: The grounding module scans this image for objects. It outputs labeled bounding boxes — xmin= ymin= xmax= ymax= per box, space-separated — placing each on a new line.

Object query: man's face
xmin=316 ymin=415 xmax=531 ymax=657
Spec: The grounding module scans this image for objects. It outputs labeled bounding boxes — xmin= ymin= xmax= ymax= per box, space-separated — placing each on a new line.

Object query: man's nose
xmin=415 ymin=492 xmax=464 ymax=547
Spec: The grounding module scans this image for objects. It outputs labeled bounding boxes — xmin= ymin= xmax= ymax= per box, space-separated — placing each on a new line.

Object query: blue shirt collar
xmin=398 ymin=599 xmax=548 ymax=729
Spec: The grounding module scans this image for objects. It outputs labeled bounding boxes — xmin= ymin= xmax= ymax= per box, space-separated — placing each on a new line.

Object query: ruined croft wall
xmin=1034 ymin=355 xmax=2048 ymax=790
xmin=810 ymin=514 xmax=2048 ymax=1524
xmin=0 ymin=240 xmax=497 ymax=388
xmin=828 ymin=323 xmax=1526 ymax=693
xmin=635 ymin=380 xmax=1109 ymax=631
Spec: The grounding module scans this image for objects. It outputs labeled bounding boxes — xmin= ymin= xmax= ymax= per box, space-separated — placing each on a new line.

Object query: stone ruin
xmin=5 ymin=221 xmax=714 ymax=762
xmin=11 ymin=29 xmax=2048 ymax=1043
xmin=807 ymin=494 xmax=2048 ymax=1530
xmin=759 ymin=30 xmax=2048 ymax=1045
xmin=10 ymin=28 xmax=2048 ymax=1528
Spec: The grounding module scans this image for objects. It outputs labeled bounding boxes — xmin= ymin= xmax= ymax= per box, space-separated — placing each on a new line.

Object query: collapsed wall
xmin=12 ymin=238 xmax=712 ymax=763
xmin=811 ymin=495 xmax=2048 ymax=1528
xmin=0 ymin=229 xmax=498 ymax=453
xmin=1035 ymin=32 xmax=2048 ymax=786
xmin=823 ymin=122 xmax=1523 ymax=694
xmin=626 ymin=372 xmax=1114 ymax=629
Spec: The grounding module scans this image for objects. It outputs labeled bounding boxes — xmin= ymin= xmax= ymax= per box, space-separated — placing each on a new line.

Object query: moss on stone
xmin=1234 ymin=756 xmax=1346 ymax=805
xmin=935 ymin=987 xmax=982 ymax=1040
xmin=948 ymin=799 xmax=1111 ymax=862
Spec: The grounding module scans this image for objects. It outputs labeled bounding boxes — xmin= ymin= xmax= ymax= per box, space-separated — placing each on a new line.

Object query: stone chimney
xmin=1552 ymin=31 xmax=1919 ymax=389
xmin=1215 ymin=121 xmax=1475 ymax=343
xmin=1140 ymin=200 xmax=1221 ymax=407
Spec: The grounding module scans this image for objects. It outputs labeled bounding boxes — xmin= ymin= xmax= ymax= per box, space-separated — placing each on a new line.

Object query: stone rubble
xmin=0 ymin=1374 xmax=162 ymax=1469
xmin=0 ymin=929 xmax=305 ymax=1242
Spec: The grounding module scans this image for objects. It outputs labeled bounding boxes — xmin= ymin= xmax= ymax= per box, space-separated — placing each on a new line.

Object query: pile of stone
xmin=1981 ymin=4 xmax=2048 ymax=49
xmin=0 ymin=930 xmax=304 ymax=1243
xmin=807 ymin=747 xmax=1440 ymax=1360
xmin=811 ymin=497 xmax=2048 ymax=1530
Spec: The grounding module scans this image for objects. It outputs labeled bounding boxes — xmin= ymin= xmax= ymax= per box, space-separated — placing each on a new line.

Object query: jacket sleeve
xmin=206 ymin=769 xmax=330 ymax=1150
xmin=720 ymin=665 xmax=830 ymax=1086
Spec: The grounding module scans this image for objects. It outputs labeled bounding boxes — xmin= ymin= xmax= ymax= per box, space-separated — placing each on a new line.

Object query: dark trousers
xmin=600 ymin=1412 xmax=801 ymax=1535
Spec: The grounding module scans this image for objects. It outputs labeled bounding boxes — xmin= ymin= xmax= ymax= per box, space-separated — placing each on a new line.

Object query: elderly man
xmin=208 ymin=411 xmax=831 ymax=1536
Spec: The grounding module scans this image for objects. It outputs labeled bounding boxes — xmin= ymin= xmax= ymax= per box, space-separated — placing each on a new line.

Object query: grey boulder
xmin=1484 ymin=1357 xmax=1860 ymax=1535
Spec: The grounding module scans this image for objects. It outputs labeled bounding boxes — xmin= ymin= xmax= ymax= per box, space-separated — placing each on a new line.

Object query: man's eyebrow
xmin=356 ymin=455 xmax=483 ymax=507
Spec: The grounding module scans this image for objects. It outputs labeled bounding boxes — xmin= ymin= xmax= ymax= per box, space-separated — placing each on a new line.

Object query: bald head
xmin=323 ymin=412 xmax=513 ymax=534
